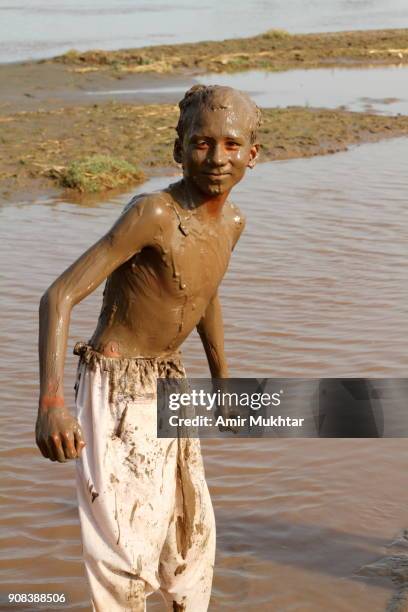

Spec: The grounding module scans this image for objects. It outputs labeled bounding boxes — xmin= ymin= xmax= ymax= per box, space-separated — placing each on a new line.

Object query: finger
xmin=74 ymin=428 xmax=86 ymax=459
xmin=45 ymin=439 xmax=57 ymax=462
xmin=61 ymin=430 xmax=77 ymax=460
xmin=37 ymin=438 xmax=50 ymax=459
xmin=49 ymin=434 xmax=67 ymax=463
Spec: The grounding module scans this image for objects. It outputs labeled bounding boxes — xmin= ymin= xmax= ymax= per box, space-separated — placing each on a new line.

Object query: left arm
xmin=196 ymin=292 xmax=228 ymax=378
xmin=196 ymin=205 xmax=246 ymax=377
xmin=197 ymin=206 xmax=247 ymax=430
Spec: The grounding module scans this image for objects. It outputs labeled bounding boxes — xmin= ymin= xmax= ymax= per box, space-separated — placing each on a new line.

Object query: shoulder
xmin=224 ymin=200 xmax=246 ymax=248
xmin=112 ymin=191 xmax=177 ymax=237
xmin=105 ymin=190 xmax=174 ymax=250
xmin=121 ymin=190 xmax=174 ymax=222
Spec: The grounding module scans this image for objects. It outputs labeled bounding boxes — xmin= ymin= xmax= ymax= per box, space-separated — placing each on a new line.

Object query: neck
xmin=181 ymin=178 xmax=229 ymax=217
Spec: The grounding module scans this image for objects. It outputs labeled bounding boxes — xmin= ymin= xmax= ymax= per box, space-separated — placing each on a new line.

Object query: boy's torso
xmin=90 ymin=186 xmax=242 ymax=358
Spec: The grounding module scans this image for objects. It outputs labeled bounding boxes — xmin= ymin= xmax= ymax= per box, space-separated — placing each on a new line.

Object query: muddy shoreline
xmin=2 ymin=27 xmax=408 ymax=200
xmin=53 ymin=27 xmax=408 ymax=74
xmin=2 ymin=28 xmax=408 ymax=114
xmin=2 ymin=102 xmax=408 ymax=201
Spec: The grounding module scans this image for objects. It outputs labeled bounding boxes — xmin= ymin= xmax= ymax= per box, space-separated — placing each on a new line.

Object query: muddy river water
xmin=1 ymin=137 xmax=408 ymax=610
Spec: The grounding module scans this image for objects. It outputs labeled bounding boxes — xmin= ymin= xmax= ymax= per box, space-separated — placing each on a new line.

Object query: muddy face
xmin=175 ymin=104 xmax=259 ymax=199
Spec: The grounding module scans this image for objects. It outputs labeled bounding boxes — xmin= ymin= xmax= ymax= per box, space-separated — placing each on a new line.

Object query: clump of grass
xmin=60 ymin=155 xmax=145 ymax=192
xmin=261 ymin=29 xmax=291 ymax=40
xmin=57 ymin=48 xmax=154 ymax=67
xmin=59 ymin=49 xmax=80 ymax=62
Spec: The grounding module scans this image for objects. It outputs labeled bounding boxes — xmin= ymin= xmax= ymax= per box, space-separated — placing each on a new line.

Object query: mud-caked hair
xmin=176 ymin=84 xmax=261 ymax=144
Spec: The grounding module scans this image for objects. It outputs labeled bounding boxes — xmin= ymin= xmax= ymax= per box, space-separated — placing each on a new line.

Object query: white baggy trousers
xmin=74 ymin=347 xmax=215 ymax=612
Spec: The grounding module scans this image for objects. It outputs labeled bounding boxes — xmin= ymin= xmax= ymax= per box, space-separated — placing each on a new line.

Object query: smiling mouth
xmin=203 ymin=172 xmax=230 ymax=177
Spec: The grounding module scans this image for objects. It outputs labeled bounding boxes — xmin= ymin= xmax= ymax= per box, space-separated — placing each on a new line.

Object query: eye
xmin=225 ymin=141 xmax=241 ymax=150
xmin=194 ymin=140 xmax=209 ymax=149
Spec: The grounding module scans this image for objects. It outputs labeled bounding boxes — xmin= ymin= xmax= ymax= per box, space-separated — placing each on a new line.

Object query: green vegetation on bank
xmin=53 ymin=28 xmax=408 ymax=74
xmin=58 ymin=155 xmax=144 ymax=192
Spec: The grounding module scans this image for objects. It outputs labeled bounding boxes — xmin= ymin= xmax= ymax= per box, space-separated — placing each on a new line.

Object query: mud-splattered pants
xmin=74 ymin=345 xmax=215 ymax=611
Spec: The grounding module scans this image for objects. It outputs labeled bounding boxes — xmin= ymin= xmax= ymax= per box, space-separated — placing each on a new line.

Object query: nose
xmin=208 ymin=143 xmax=228 ymax=167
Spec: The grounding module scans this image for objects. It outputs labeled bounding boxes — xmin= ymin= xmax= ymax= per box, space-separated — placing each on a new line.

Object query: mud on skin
xmin=36 ymin=85 xmax=257 ymax=460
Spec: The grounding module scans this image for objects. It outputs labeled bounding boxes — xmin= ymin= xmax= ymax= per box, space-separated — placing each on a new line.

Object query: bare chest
xmin=154 ymin=213 xmax=233 ymax=302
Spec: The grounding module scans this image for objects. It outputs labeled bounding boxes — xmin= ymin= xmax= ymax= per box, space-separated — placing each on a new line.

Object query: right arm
xmin=36 ymin=196 xmax=167 ymax=463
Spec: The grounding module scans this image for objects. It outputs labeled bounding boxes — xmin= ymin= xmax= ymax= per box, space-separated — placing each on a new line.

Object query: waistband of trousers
xmin=73 ymin=341 xmax=184 ymax=372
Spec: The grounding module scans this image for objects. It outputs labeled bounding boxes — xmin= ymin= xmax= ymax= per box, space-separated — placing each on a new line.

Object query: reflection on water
xmin=87 ymin=65 xmax=408 ymax=116
xmin=1 ymin=138 xmax=408 ymax=610
xmin=200 ymin=66 xmax=408 ymax=115
xmin=1 ymin=0 xmax=408 ymax=63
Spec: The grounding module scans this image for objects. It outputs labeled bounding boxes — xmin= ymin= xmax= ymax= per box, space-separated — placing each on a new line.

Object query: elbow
xmin=39 ymin=289 xmax=51 ymax=317
xmin=39 ymin=284 xmax=72 ymax=317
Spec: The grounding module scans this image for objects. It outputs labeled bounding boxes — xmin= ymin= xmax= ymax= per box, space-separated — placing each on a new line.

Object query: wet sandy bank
xmin=52 ymin=28 xmax=408 ymax=74
xmin=3 ymin=29 xmax=408 ymax=116
xmin=2 ymin=27 xmax=408 ymax=199
xmin=2 ymin=102 xmax=408 ymax=200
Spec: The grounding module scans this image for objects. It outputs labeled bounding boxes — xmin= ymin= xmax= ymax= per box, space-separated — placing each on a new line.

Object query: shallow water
xmin=1 ymin=0 xmax=408 ymax=63
xmin=1 ymin=138 xmax=408 ymax=610
xmin=86 ymin=65 xmax=408 ymax=116
xmin=200 ymin=66 xmax=408 ymax=115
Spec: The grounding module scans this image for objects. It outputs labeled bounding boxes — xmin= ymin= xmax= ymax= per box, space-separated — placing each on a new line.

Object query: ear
xmin=247 ymin=143 xmax=260 ymax=169
xmin=173 ymin=138 xmax=183 ymax=165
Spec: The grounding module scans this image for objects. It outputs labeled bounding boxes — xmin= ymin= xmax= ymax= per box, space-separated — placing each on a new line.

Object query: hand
xmin=35 ymin=405 xmax=86 ymax=462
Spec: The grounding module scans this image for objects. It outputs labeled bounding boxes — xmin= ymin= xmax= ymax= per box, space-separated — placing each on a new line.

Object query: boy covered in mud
xmin=36 ymin=85 xmax=260 ymax=611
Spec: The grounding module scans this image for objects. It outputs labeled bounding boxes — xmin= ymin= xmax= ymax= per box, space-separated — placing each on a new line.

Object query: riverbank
xmin=54 ymin=28 xmax=408 ymax=74
xmin=3 ymin=28 xmax=408 ymax=116
xmin=2 ymin=27 xmax=408 ymax=200
xmin=2 ymin=103 xmax=408 ymax=200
